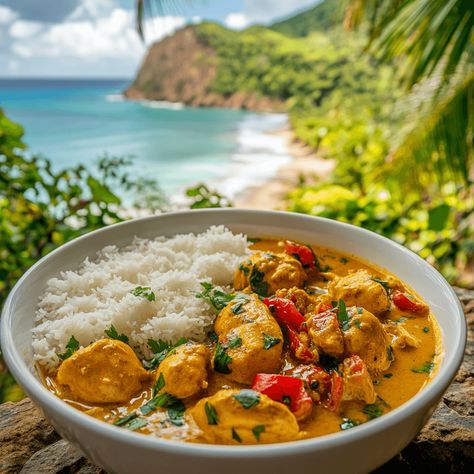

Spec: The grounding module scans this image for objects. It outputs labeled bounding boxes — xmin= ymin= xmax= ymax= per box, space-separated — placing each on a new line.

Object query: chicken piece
xmin=328 ymin=270 xmax=390 ymax=317
xmin=343 ymin=307 xmax=392 ymax=375
xmin=191 ymin=389 xmax=300 ymax=444
xmin=384 ymin=323 xmax=421 ymax=350
xmin=274 ymin=287 xmax=322 ymax=314
xmin=234 ymin=252 xmax=306 ymax=296
xmin=57 ymin=339 xmax=149 ymax=404
xmin=214 ymin=294 xmax=283 ymax=384
xmin=341 ymin=355 xmax=377 ymax=404
xmin=155 ymin=343 xmax=210 ymax=399
xmin=307 ymin=310 xmax=344 ymax=357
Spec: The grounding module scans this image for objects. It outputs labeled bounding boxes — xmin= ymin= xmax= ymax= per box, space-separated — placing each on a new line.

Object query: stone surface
xmin=1 ymin=288 xmax=473 ymax=473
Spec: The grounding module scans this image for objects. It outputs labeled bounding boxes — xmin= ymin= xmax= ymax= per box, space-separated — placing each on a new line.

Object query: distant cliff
xmin=124 ymin=26 xmax=284 ymax=112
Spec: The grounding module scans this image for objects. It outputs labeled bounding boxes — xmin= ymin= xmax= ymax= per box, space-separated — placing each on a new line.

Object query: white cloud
xmin=0 ymin=5 xmax=18 ymax=24
xmin=12 ymin=43 xmax=32 ymax=58
xmin=224 ymin=13 xmax=249 ymax=30
xmin=9 ymin=20 xmax=43 ymax=38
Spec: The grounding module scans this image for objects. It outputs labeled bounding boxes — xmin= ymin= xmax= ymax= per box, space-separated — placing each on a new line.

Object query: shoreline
xmin=234 ymin=125 xmax=335 ymax=210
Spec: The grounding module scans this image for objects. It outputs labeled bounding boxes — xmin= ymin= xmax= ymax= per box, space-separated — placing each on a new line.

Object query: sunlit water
xmin=0 ymin=79 xmax=291 ymax=200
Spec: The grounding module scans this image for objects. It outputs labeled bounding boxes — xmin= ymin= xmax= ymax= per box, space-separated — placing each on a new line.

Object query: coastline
xmin=234 ymin=124 xmax=335 ymax=210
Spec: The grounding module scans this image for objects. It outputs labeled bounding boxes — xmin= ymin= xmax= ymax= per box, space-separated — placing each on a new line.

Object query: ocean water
xmin=0 ymin=79 xmax=291 ymax=200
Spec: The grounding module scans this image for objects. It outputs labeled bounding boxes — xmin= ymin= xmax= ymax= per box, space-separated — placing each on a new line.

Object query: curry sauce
xmin=40 ymin=238 xmax=442 ymax=444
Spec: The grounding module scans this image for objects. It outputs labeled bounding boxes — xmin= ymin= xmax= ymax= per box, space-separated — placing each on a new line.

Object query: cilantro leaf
xmin=126 ymin=417 xmax=148 ymax=431
xmin=336 ymin=299 xmax=350 ymax=331
xmin=225 ymin=336 xmax=242 ymax=349
xmin=231 ymin=427 xmax=242 ymax=443
xmin=153 ymin=372 xmax=165 ymax=396
xmin=263 ymin=333 xmax=281 ymax=350
xmin=167 ymin=399 xmax=186 ymax=426
xmin=205 ymin=402 xmax=219 ymax=425
xmin=411 ymin=361 xmax=434 ymax=374
xmin=252 ymin=424 xmax=265 ymax=441
xmin=340 ymin=418 xmax=361 ymax=430
xmin=214 ymin=342 xmax=232 ymax=374
xmin=196 ymin=281 xmax=235 ymax=313
xmin=104 ymin=325 xmax=129 ymax=344
xmin=249 ymin=266 xmax=269 ymax=296
xmin=232 ymin=389 xmax=260 ymax=409
xmin=131 ymin=286 xmax=156 ymax=301
xmin=113 ymin=412 xmax=138 ymax=426
xmin=371 ymin=277 xmax=391 ymax=293
xmin=58 ymin=335 xmax=80 ymax=361
xmin=207 ymin=331 xmax=219 ymax=343
xmin=145 ymin=337 xmax=187 ymax=370
xmin=362 ymin=403 xmax=383 ymax=420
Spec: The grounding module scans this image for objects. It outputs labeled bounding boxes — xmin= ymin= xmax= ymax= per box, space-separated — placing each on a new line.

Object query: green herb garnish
xmin=153 ymin=373 xmax=165 ymax=396
xmin=205 ymin=402 xmax=219 ymax=425
xmin=249 ymin=266 xmax=269 ymax=296
xmin=412 ymin=361 xmax=434 ymax=373
xmin=126 ymin=417 xmax=148 ymax=431
xmin=104 ymin=325 xmax=129 ymax=344
xmin=362 ymin=403 xmax=383 ymax=420
xmin=58 ymin=336 xmax=80 ymax=361
xmin=336 ymin=299 xmax=350 ymax=331
xmin=340 ymin=417 xmax=360 ymax=430
xmin=145 ymin=337 xmax=187 ymax=370
xmin=252 ymin=425 xmax=265 ymax=441
xmin=167 ymin=399 xmax=186 ymax=426
xmin=248 ymin=237 xmax=261 ymax=243
xmin=231 ymin=427 xmax=242 ymax=443
xmin=113 ymin=412 xmax=138 ymax=427
xmin=196 ymin=282 xmax=235 ymax=312
xmin=319 ymin=354 xmax=339 ymax=372
xmin=239 ymin=263 xmax=251 ymax=276
xmin=263 ymin=333 xmax=281 ymax=350
xmin=383 ymin=373 xmax=393 ymax=378
xmin=282 ymin=395 xmax=291 ymax=405
xmin=395 ymin=317 xmax=409 ymax=324
xmin=231 ymin=302 xmax=244 ymax=314
xmin=226 ymin=336 xmax=242 ymax=349
xmin=371 ymin=277 xmax=391 ymax=293
xmin=353 ymin=318 xmax=362 ymax=329
xmin=214 ymin=342 xmax=232 ymax=373
xmin=386 ymin=346 xmax=394 ymax=362
xmin=233 ymin=389 xmax=260 ymax=409
xmin=131 ymin=286 xmax=155 ymax=301
xmin=339 ymin=257 xmax=349 ymax=264
xmin=423 ymin=327 xmax=430 ymax=333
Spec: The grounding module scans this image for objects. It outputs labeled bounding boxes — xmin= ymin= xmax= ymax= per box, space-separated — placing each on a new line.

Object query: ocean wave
xmin=139 ymin=99 xmax=185 ymax=111
xmin=105 ymin=93 xmax=125 ymax=102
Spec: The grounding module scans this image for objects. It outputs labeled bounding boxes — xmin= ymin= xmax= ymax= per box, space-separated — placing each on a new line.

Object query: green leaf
xmin=340 ymin=417 xmax=361 ymax=430
xmin=371 ymin=277 xmax=391 ymax=293
xmin=263 ymin=333 xmax=281 ymax=350
xmin=58 ymin=336 xmax=80 ymax=361
xmin=87 ymin=175 xmax=120 ymax=205
xmin=249 ymin=266 xmax=269 ymax=296
xmin=104 ymin=325 xmax=129 ymax=344
xmin=362 ymin=403 xmax=383 ymax=420
xmin=232 ymin=389 xmax=260 ymax=409
xmin=412 ymin=361 xmax=434 ymax=374
xmin=336 ymin=299 xmax=350 ymax=331
xmin=126 ymin=417 xmax=148 ymax=431
xmin=205 ymin=402 xmax=219 ymax=425
xmin=113 ymin=412 xmax=138 ymax=426
xmin=131 ymin=286 xmax=155 ymax=301
xmin=252 ymin=424 xmax=265 ymax=440
xmin=226 ymin=336 xmax=242 ymax=349
xmin=231 ymin=427 xmax=242 ymax=443
xmin=214 ymin=342 xmax=232 ymax=374
xmin=428 ymin=204 xmax=450 ymax=231
xmin=153 ymin=373 xmax=165 ymax=396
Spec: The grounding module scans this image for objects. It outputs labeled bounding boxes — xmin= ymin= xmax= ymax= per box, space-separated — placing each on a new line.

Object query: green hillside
xmin=270 ymin=0 xmax=343 ymax=37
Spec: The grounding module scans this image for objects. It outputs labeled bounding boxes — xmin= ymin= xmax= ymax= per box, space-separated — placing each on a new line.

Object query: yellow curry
xmin=41 ymin=238 xmax=441 ymax=444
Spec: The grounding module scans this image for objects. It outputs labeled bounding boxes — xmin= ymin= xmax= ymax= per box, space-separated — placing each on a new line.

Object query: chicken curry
xmin=41 ymin=238 xmax=441 ymax=444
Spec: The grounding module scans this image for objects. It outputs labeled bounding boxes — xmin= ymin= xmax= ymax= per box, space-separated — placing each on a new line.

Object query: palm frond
xmin=388 ymin=68 xmax=473 ymax=189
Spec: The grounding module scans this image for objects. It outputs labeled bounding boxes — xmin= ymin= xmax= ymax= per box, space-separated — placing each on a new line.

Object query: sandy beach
xmin=235 ymin=126 xmax=335 ymax=210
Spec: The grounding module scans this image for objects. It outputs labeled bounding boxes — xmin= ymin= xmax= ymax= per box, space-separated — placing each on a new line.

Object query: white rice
xmin=32 ymin=226 xmax=250 ymax=370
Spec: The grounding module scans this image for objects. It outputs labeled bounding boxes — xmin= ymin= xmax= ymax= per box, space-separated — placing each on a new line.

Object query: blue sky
xmin=0 ymin=0 xmax=319 ymax=78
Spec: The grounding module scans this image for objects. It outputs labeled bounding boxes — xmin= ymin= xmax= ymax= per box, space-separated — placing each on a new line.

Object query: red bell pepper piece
xmin=327 ymin=371 xmax=343 ymax=412
xmin=263 ymin=297 xmax=306 ymax=330
xmin=252 ymin=373 xmax=313 ymax=420
xmin=284 ymin=240 xmax=316 ymax=268
xmin=392 ymin=291 xmax=428 ymax=315
xmin=287 ymin=325 xmax=318 ymax=363
xmin=343 ymin=355 xmax=365 ymax=375
xmin=318 ymin=302 xmax=334 ymax=313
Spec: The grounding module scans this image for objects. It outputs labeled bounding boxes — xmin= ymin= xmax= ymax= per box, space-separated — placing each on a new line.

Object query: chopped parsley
xmin=252 ymin=425 xmax=265 ymax=441
xmin=167 ymin=399 xmax=186 ymax=426
xmin=226 ymin=336 xmax=242 ymax=349
xmin=248 ymin=237 xmax=261 ymax=243
xmin=357 ymin=307 xmax=364 ymax=314
xmin=144 ymin=337 xmax=187 ymax=370
xmin=126 ymin=417 xmax=148 ymax=431
xmin=371 ymin=277 xmax=391 ymax=293
xmin=104 ymin=325 xmax=129 ymax=344
xmin=153 ymin=372 xmax=165 ymax=396
xmin=207 ymin=331 xmax=218 ymax=343
xmin=130 ymin=286 xmax=156 ymax=301
xmin=139 ymin=392 xmax=185 ymax=425
xmin=263 ymin=333 xmax=281 ymax=350
xmin=362 ymin=403 xmax=383 ymax=420
xmin=336 ymin=299 xmax=350 ymax=331
xmin=395 ymin=317 xmax=409 ymax=324
xmin=282 ymin=395 xmax=292 ymax=406
xmin=249 ymin=266 xmax=269 ymax=296
xmin=412 ymin=361 xmax=434 ymax=374
xmin=196 ymin=282 xmax=236 ymax=313
xmin=340 ymin=418 xmax=361 ymax=430
xmin=231 ymin=427 xmax=242 ymax=443
xmin=214 ymin=342 xmax=232 ymax=373
xmin=58 ymin=336 xmax=80 ymax=360
xmin=239 ymin=263 xmax=251 ymax=275
xmin=339 ymin=257 xmax=349 ymax=264
xmin=386 ymin=346 xmax=394 ymax=362
xmin=383 ymin=373 xmax=393 ymax=378
xmin=423 ymin=327 xmax=430 ymax=333
xmin=233 ymin=389 xmax=260 ymax=409
xmin=231 ymin=302 xmax=245 ymax=314
xmin=353 ymin=318 xmax=362 ymax=329
xmin=205 ymin=402 xmax=219 ymax=425
xmin=113 ymin=412 xmax=138 ymax=427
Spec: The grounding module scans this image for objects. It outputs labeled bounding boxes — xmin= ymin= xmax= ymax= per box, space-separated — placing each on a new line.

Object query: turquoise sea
xmin=0 ymin=79 xmax=291 ymax=199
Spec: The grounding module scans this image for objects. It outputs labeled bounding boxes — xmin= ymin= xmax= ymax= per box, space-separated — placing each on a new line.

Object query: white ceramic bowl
xmin=1 ymin=209 xmax=466 ymax=474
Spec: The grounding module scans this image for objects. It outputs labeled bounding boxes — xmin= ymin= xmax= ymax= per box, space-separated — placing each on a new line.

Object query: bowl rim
xmin=1 ymin=208 xmax=466 ymax=457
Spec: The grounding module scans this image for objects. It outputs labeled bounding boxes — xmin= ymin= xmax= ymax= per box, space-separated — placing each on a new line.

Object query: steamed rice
xmin=32 ymin=226 xmax=250 ymax=370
